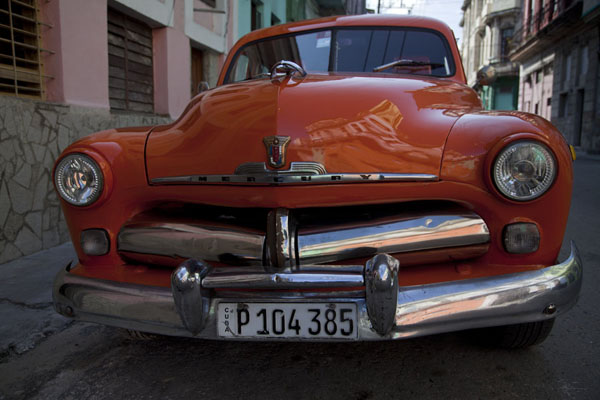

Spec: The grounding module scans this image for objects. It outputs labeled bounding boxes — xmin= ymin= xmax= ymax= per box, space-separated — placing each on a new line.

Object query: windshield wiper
xmin=373 ymin=59 xmax=444 ymax=73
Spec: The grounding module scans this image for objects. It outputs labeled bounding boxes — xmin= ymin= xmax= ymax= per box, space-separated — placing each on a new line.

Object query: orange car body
xmin=52 ymin=15 xmax=580 ymax=342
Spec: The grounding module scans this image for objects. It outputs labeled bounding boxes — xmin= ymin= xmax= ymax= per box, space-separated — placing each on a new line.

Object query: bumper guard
xmin=53 ymin=242 xmax=582 ymax=340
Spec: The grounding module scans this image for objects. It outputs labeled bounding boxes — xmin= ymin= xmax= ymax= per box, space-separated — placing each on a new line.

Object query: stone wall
xmin=0 ymin=96 xmax=171 ymax=264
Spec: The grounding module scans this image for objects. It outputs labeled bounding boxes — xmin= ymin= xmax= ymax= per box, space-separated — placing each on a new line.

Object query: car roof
xmin=238 ymin=14 xmax=457 ymax=46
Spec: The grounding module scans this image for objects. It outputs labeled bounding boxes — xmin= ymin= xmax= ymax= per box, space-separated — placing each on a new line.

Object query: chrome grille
xmin=117 ymin=202 xmax=490 ymax=269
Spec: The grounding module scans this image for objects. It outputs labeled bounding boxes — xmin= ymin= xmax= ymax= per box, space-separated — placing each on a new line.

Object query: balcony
xmin=510 ymin=0 xmax=583 ymax=61
xmin=487 ymin=57 xmax=520 ymax=77
xmin=490 ymin=0 xmax=520 ymax=14
xmin=527 ymin=0 xmax=576 ymax=34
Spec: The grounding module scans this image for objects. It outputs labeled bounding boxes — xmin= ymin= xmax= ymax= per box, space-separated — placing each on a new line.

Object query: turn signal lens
xmin=81 ymin=229 xmax=110 ymax=255
xmin=55 ymin=154 xmax=103 ymax=206
xmin=493 ymin=141 xmax=556 ymax=201
xmin=503 ymin=223 xmax=540 ymax=254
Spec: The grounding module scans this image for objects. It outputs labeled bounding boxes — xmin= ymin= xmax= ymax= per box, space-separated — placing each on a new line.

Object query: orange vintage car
xmin=52 ymin=15 xmax=581 ymax=348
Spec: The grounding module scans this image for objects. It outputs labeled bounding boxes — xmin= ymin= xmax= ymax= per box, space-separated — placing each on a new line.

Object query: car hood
xmin=146 ymin=74 xmax=480 ymax=182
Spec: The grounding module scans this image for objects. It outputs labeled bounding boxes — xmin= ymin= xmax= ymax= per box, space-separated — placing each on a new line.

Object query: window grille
xmin=108 ymin=7 xmax=154 ymax=113
xmin=0 ymin=0 xmax=50 ymax=98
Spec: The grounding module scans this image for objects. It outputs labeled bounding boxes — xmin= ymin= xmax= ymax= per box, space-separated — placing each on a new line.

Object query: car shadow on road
xmin=86 ymin=326 xmax=563 ymax=400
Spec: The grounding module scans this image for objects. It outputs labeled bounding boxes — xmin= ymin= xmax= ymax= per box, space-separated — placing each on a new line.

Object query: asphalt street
xmin=0 ymin=154 xmax=598 ymax=400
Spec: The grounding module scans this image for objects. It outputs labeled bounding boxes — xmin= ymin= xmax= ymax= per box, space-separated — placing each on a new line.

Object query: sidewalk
xmin=574 ymin=149 xmax=600 ymax=161
xmin=0 ymin=242 xmax=76 ymax=359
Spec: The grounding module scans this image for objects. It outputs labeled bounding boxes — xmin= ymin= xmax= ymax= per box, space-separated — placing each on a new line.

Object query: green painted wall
xmin=237 ymin=0 xmax=288 ymax=39
xmin=480 ymin=76 xmax=519 ymax=111
xmin=238 ymin=0 xmax=252 ymax=39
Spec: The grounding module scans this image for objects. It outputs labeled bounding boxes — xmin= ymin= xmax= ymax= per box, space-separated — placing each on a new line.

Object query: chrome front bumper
xmin=53 ymin=242 xmax=583 ymax=341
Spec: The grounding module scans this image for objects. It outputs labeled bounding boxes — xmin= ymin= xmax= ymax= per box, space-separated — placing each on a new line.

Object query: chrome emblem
xmin=263 ymin=136 xmax=290 ymax=169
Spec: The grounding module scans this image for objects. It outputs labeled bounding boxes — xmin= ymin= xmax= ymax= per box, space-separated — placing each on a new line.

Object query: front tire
xmin=476 ymin=319 xmax=555 ymax=349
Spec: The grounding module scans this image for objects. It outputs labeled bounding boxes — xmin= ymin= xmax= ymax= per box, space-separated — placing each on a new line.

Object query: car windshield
xmin=226 ymin=27 xmax=455 ymax=83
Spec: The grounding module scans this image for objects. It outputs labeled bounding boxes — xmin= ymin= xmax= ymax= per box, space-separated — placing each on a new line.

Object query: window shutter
xmin=108 ymin=8 xmax=153 ymax=113
xmin=0 ymin=0 xmax=44 ymax=98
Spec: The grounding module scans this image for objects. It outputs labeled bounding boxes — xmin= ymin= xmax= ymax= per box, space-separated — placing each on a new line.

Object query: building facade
xmin=510 ymin=0 xmax=599 ymax=152
xmin=460 ymin=0 xmax=521 ymax=110
xmin=548 ymin=0 xmax=599 ymax=150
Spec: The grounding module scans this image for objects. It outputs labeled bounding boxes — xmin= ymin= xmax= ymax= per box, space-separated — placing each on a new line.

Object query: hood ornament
xmin=270 ymin=60 xmax=307 ymax=82
xmin=263 ymin=136 xmax=291 ymax=169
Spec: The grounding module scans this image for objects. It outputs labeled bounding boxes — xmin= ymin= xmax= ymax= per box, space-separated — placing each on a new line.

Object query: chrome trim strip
xmin=151 ymin=171 xmax=438 ymax=185
xmin=202 ymin=271 xmax=364 ymax=289
xmin=117 ymin=222 xmax=265 ymax=266
xmin=152 ymin=161 xmax=437 ymax=185
xmin=213 ymin=289 xmax=365 ymax=300
xmin=297 ymin=213 xmax=490 ymax=264
xmin=53 ymin=243 xmax=582 ymax=341
xmin=201 ymin=265 xmax=364 ymax=276
xmin=235 ymin=162 xmax=328 ymax=176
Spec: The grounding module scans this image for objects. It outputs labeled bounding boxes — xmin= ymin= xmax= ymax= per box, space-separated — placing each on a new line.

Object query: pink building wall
xmin=193 ymin=0 xmax=222 ymax=34
xmin=39 ymin=0 xmax=237 ymax=119
xmin=522 ymin=80 xmax=533 ymax=111
xmin=153 ymin=27 xmax=191 ymax=118
xmin=540 ymin=71 xmax=553 ymax=120
xmin=41 ymin=0 xmax=110 ymax=109
xmin=517 ymin=1 xmax=577 ymax=122
xmin=521 ymin=68 xmax=553 ymax=120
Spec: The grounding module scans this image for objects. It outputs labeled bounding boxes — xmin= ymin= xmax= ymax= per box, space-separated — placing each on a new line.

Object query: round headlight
xmin=55 ymin=154 xmax=104 ymax=206
xmin=493 ymin=141 xmax=556 ymax=201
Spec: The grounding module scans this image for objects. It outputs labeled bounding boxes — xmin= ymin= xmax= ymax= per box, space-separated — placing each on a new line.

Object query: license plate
xmin=217 ymin=302 xmax=358 ymax=339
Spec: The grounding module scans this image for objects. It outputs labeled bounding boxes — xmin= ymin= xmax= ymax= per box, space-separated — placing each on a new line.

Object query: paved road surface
xmin=1 ymin=155 xmax=598 ymax=400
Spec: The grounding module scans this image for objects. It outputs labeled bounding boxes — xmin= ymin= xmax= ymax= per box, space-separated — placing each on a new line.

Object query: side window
xmin=229 ymin=47 xmax=269 ymax=82
xmin=228 ymin=31 xmax=332 ymax=82
xmin=231 ymin=53 xmax=250 ymax=82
